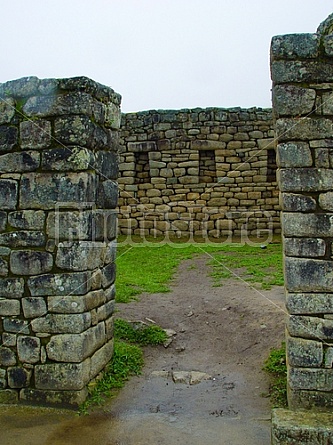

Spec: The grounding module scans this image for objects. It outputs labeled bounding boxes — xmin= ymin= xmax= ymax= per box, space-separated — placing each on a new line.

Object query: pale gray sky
xmin=1 ymin=1 xmax=332 ymax=112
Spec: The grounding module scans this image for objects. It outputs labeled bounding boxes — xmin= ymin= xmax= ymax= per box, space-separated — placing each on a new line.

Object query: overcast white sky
xmin=1 ymin=1 xmax=332 ymax=112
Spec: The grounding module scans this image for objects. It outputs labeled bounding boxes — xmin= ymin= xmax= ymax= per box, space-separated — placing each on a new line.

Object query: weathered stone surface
xmin=0 ymin=299 xmax=20 ymax=316
xmin=323 ymin=35 xmax=333 ymax=57
xmin=48 ymin=289 xmax=105 ymax=314
xmin=41 ymin=146 xmax=94 ymax=171
xmin=97 ymin=181 xmax=118 ymax=209
xmin=101 ymin=262 xmax=116 ymax=288
xmin=0 ymin=98 xmax=15 ymax=124
xmin=287 ymin=336 xmax=323 ymax=367
xmin=280 ymin=193 xmax=316 ymax=212
xmin=272 ymin=408 xmax=333 ymax=445
xmin=282 ymin=213 xmax=333 ymax=237
xmin=20 ymin=387 xmax=88 ymax=407
xmin=95 ymin=211 xmax=117 ymax=242
xmin=8 ymin=210 xmax=45 ymax=230
xmin=46 ymin=322 xmax=105 ymax=362
xmin=276 ymin=118 xmax=333 ymax=141
xmin=2 ymin=333 xmax=16 ymax=347
xmin=27 ymin=271 xmax=91 ymax=296
xmin=31 ymin=312 xmax=91 ymax=334
xmin=35 ymin=360 xmax=91 ymax=390
xmin=0 ymin=278 xmax=24 ymax=298
xmin=20 ymin=172 xmax=96 ymax=209
xmin=8 ymin=366 xmax=31 ymax=388
xmin=285 ymin=257 xmax=333 ymax=292
xmin=289 ymin=367 xmax=333 ymax=391
xmin=0 ymin=231 xmax=45 ymax=247
xmin=273 ymin=85 xmax=316 ymax=117
xmin=288 ymin=314 xmax=333 ymax=341
xmin=54 ymin=115 xmax=108 ymax=149
xmin=279 ymin=166 xmax=333 ymax=192
xmin=46 ymin=210 xmax=94 ymax=241
xmin=0 ymin=179 xmax=18 ymax=209
xmin=319 ymin=192 xmax=333 ymax=211
xmin=0 ymin=151 xmax=40 ymax=173
xmin=89 ymin=339 xmax=114 ymax=379
xmin=271 ymin=60 xmax=333 ymax=84
xmin=172 ymin=371 xmax=191 ymax=384
xmin=20 ymin=120 xmax=51 ymax=149
xmin=0 ymin=126 xmax=18 ymax=151
xmin=17 ymin=336 xmax=40 ymax=363
xmin=56 ymin=241 xmax=103 ymax=271
xmin=10 ymin=250 xmax=53 ymax=275
xmin=94 ymin=151 xmax=118 ymax=179
xmin=276 ymin=142 xmax=312 ymax=168
xmin=271 ymin=33 xmax=319 ymax=59
xmin=0 ymin=211 xmax=7 ymax=232
xmin=0 ymin=76 xmax=40 ymax=97
xmin=0 ymin=347 xmax=16 ymax=366
xmin=3 ymin=318 xmax=29 ymax=334
xmin=191 ymin=140 xmax=222 ymax=150
xmin=287 ymin=293 xmax=333 ymax=315
xmin=22 ymin=297 xmax=47 ymax=318
xmin=284 ymin=238 xmax=326 ymax=258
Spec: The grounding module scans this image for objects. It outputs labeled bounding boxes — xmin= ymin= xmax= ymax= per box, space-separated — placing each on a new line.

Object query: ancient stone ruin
xmin=271 ymin=12 xmax=333 ymax=444
xmin=118 ymin=108 xmax=279 ymax=239
xmin=0 ymin=76 xmax=120 ymax=406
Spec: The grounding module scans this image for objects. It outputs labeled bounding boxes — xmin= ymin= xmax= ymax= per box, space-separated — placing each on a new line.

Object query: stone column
xmin=271 ymin=14 xmax=333 ymax=410
xmin=0 ymin=76 xmax=121 ymax=406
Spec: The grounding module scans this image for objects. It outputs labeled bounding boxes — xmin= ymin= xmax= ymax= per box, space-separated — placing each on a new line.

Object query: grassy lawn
xmin=115 ymin=236 xmax=283 ymax=302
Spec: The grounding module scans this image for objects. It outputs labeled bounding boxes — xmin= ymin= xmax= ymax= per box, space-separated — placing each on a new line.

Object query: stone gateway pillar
xmin=271 ymin=13 xmax=333 ymax=444
xmin=0 ymin=76 xmax=121 ymax=406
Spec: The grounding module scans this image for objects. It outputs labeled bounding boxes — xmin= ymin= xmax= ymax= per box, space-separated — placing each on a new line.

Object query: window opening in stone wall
xmin=267 ymin=149 xmax=277 ymax=182
xmin=134 ymin=151 xmax=150 ymax=183
xmin=199 ymin=150 xmax=217 ymax=183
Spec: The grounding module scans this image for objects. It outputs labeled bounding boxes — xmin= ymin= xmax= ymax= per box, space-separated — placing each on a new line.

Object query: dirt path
xmin=0 ymin=255 xmax=285 ymax=445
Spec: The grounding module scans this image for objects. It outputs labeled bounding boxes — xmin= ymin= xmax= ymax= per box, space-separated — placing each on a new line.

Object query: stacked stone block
xmin=0 ymin=76 xmax=120 ymax=406
xmin=271 ymin=14 xmax=333 ymax=411
xmin=119 ymin=108 xmax=280 ymax=239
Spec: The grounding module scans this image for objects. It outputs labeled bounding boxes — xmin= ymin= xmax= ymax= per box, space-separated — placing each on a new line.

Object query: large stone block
xmin=276 ymin=142 xmax=312 ymax=168
xmin=55 ymin=241 xmax=103 ymax=271
xmin=27 ymin=271 xmax=91 ymax=296
xmin=0 ymin=299 xmax=20 ymax=316
xmin=271 ymin=60 xmax=333 ymax=84
xmin=95 ymin=151 xmax=118 ymax=179
xmin=0 ymin=231 xmax=45 ymax=247
xmin=289 ymin=367 xmax=333 ymax=392
xmin=89 ymin=338 xmax=114 ymax=379
xmin=17 ymin=336 xmax=41 ymax=363
xmin=8 ymin=210 xmax=45 ymax=230
xmin=41 ymin=146 xmax=94 ymax=171
xmin=22 ymin=297 xmax=47 ymax=318
xmin=319 ymin=192 xmax=333 ymax=211
xmin=271 ymin=33 xmax=319 ymax=59
xmin=273 ymin=85 xmax=316 ymax=117
xmin=0 ymin=126 xmax=18 ymax=152
xmin=284 ymin=238 xmax=326 ymax=258
xmin=31 ymin=312 xmax=91 ymax=334
xmin=0 ymin=179 xmax=18 ymax=209
xmin=282 ymin=213 xmax=333 ymax=237
xmin=46 ymin=210 xmax=94 ymax=241
xmin=288 ymin=314 xmax=333 ymax=340
xmin=97 ymin=181 xmax=118 ymax=209
xmin=276 ymin=117 xmax=333 ymax=141
xmin=20 ymin=120 xmax=51 ymax=149
xmin=20 ymin=172 xmax=96 ymax=209
xmin=287 ymin=336 xmax=323 ymax=367
xmin=48 ymin=289 xmax=105 ymax=314
xmin=3 ymin=318 xmax=29 ymax=334
xmin=0 ymin=151 xmax=40 ymax=172
xmin=46 ymin=322 xmax=105 ymax=362
xmin=10 ymin=250 xmax=53 ymax=275
xmin=20 ymin=387 xmax=88 ymax=407
xmin=54 ymin=115 xmax=108 ymax=149
xmin=0 ymin=347 xmax=16 ymax=366
xmin=7 ymin=366 xmax=31 ymax=388
xmin=35 ymin=360 xmax=91 ymax=390
xmin=287 ymin=292 xmax=333 ymax=315
xmin=280 ymin=193 xmax=316 ymax=212
xmin=285 ymin=257 xmax=333 ymax=292
xmin=0 ymin=278 xmax=24 ymax=298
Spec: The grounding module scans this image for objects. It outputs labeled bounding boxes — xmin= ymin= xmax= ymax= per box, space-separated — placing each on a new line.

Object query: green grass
xmin=114 ymin=318 xmax=168 ymax=345
xmin=263 ymin=342 xmax=287 ymax=408
xmin=116 ymin=236 xmax=283 ymax=302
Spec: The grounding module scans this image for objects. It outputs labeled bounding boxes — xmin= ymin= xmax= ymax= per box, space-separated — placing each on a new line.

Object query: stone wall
xmin=272 ymin=14 xmax=333 ymax=411
xmin=118 ymin=108 xmax=280 ymax=240
xmin=0 ymin=76 xmax=121 ymax=406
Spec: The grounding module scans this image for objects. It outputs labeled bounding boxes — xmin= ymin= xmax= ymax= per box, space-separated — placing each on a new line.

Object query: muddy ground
xmin=0 ymin=254 xmax=285 ymax=445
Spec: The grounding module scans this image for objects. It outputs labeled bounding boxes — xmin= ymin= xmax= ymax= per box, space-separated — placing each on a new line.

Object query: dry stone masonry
xmin=271 ymin=12 xmax=333 ymax=445
xmin=119 ymin=108 xmax=280 ymax=240
xmin=0 ymin=76 xmax=121 ymax=406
